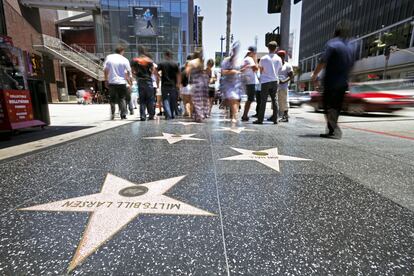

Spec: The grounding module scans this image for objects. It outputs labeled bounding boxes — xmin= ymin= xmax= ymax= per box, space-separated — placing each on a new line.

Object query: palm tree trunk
xmin=226 ymin=0 xmax=232 ymax=55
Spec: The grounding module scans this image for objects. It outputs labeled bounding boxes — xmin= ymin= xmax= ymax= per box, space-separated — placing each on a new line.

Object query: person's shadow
xmin=298 ymin=134 xmax=321 ymax=139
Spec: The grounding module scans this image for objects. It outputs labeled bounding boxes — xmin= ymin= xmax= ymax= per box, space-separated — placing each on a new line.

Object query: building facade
xmin=299 ymin=0 xmax=414 ymax=89
xmin=0 ymin=0 xmax=62 ymax=102
xmin=96 ymin=0 xmax=195 ymax=64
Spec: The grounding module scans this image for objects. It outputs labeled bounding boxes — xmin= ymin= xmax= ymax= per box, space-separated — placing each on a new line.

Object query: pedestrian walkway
xmin=0 ymin=108 xmax=413 ymax=275
xmin=0 ymin=104 xmax=134 ymax=161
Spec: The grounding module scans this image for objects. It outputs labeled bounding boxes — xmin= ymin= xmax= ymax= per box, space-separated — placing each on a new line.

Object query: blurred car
xmin=288 ymin=90 xmax=311 ymax=107
xmin=309 ymin=79 xmax=414 ymax=114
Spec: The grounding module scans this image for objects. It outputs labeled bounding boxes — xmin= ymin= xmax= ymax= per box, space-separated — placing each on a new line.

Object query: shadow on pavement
xmin=0 ymin=126 xmax=93 ymax=149
xmin=298 ymin=134 xmax=322 ymax=139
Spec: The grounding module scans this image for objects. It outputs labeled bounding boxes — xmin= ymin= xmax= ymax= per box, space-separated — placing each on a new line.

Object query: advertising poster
xmin=3 ymin=90 xmax=34 ymax=123
xmin=133 ymin=7 xmax=158 ymax=36
xmin=0 ymin=89 xmax=45 ymax=130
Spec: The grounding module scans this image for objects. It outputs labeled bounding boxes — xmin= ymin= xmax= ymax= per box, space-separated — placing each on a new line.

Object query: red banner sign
xmin=0 ymin=90 xmax=45 ymax=130
xmin=4 ymin=90 xmax=34 ymax=122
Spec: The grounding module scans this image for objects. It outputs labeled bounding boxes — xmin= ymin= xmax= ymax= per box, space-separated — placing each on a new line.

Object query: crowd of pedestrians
xmin=103 ymin=40 xmax=295 ymax=124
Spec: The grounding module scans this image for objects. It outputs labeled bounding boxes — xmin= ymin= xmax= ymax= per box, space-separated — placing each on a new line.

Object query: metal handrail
xmin=40 ymin=34 xmax=104 ymax=77
xmin=71 ymin=43 xmax=103 ymax=64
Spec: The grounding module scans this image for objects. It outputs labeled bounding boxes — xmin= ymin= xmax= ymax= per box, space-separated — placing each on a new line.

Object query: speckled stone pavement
xmin=0 ymin=109 xmax=413 ymax=275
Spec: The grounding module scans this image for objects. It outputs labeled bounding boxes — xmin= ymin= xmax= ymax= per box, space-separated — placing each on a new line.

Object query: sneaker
xmin=231 ymin=119 xmax=237 ymax=123
xmin=279 ymin=117 xmax=288 ymax=123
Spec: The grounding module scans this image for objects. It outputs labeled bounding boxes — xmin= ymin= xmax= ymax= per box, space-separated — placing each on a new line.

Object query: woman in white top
xmin=221 ymin=42 xmax=243 ymax=123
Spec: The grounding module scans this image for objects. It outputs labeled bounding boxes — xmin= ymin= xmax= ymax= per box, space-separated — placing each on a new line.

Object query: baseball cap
xmin=277 ymin=50 xmax=287 ymax=56
xmin=248 ymin=46 xmax=257 ymax=53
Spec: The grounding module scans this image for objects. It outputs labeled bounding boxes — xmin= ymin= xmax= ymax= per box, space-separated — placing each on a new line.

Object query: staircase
xmin=19 ymin=0 xmax=100 ymax=11
xmin=33 ymin=34 xmax=104 ymax=81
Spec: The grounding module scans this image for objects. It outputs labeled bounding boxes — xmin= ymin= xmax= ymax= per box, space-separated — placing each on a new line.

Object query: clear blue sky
xmin=194 ymin=0 xmax=302 ymax=65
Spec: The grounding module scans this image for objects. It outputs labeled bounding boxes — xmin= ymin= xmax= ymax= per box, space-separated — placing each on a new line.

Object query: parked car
xmin=288 ymin=90 xmax=311 ymax=107
xmin=309 ymin=79 xmax=414 ymax=114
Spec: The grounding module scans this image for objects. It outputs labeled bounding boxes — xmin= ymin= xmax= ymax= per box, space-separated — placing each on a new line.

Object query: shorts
xmin=156 ymin=87 xmax=162 ymax=96
xmin=208 ymin=88 xmax=215 ymax=98
xmin=245 ymin=84 xmax=256 ymax=102
xmin=180 ymin=85 xmax=192 ymax=96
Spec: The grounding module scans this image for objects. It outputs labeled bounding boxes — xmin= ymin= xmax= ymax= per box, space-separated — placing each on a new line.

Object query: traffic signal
xmin=265 ymin=32 xmax=281 ymax=47
xmin=268 ymin=0 xmax=283 ymax=14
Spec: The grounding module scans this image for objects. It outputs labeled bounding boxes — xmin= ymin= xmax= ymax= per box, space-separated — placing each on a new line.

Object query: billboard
xmin=133 ymin=7 xmax=158 ymax=37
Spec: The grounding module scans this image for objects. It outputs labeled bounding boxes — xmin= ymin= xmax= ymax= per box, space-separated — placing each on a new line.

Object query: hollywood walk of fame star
xmin=143 ymin=132 xmax=205 ymax=144
xmin=214 ymin=127 xmax=257 ymax=134
xmin=219 ymin=147 xmax=311 ymax=172
xmin=215 ymin=118 xmax=231 ymax=123
xmin=19 ymin=174 xmax=215 ymax=272
xmin=173 ymin=122 xmax=203 ymax=126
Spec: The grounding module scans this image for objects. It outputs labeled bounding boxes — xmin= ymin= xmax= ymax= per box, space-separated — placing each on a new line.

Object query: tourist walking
xmin=180 ymin=56 xmax=193 ymax=117
xmin=130 ymin=76 xmax=139 ymax=109
xmin=187 ymin=51 xmax=208 ymax=122
xmin=157 ymin=51 xmax=180 ymax=120
xmin=221 ymin=42 xmax=243 ymax=123
xmin=253 ymin=41 xmax=282 ymax=125
xmin=104 ymin=46 xmax=132 ymax=120
xmin=312 ymin=21 xmax=354 ymax=139
xmin=206 ymin=59 xmax=217 ymax=117
xmin=276 ymin=50 xmax=293 ymax=122
xmin=153 ymin=63 xmax=163 ymax=116
xmin=241 ymin=46 xmax=259 ymax=121
xmin=131 ymin=47 xmax=156 ymax=121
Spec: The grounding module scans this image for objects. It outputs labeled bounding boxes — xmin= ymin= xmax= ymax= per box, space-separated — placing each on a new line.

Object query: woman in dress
xmin=186 ymin=51 xmax=208 ymax=122
xmin=221 ymin=42 xmax=243 ymax=123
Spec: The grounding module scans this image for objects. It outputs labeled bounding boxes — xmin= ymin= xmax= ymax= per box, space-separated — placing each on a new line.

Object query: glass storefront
xmin=98 ymin=0 xmax=193 ymax=64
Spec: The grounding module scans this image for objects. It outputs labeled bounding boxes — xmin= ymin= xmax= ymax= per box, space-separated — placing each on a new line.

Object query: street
xmin=0 ymin=105 xmax=413 ymax=275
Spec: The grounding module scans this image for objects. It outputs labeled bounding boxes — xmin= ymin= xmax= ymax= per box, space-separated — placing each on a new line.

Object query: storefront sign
xmin=0 ymin=90 xmax=45 ymax=130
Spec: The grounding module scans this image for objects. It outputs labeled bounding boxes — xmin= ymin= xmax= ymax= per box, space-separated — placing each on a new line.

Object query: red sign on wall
xmin=0 ymin=90 xmax=45 ymax=130
xmin=4 ymin=90 xmax=34 ymax=122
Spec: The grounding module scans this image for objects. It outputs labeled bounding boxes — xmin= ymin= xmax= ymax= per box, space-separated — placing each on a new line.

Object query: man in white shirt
xmin=253 ymin=41 xmax=282 ymax=124
xmin=276 ymin=50 xmax=293 ymax=122
xmin=104 ymin=46 xmax=132 ymax=120
xmin=241 ymin=46 xmax=259 ymax=121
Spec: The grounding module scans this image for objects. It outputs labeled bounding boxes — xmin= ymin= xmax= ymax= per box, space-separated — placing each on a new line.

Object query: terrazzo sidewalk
xmin=0 ymin=109 xmax=413 ymax=275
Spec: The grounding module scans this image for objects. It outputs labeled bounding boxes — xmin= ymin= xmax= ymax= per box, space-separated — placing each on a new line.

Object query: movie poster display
xmin=133 ymin=7 xmax=158 ymax=36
